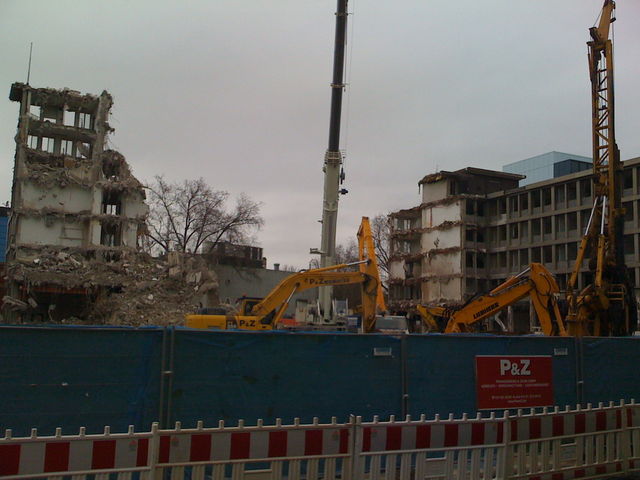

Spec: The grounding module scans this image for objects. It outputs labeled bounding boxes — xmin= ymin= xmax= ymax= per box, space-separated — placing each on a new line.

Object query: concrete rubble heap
xmin=3 ymin=83 xmax=217 ymax=324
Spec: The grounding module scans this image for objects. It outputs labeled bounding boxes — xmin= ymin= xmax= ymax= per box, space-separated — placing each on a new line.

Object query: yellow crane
xmin=564 ymin=0 xmax=636 ymax=336
xmin=416 ymin=263 xmax=568 ymax=336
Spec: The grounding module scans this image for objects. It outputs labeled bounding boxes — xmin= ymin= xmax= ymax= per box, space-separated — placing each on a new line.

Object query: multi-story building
xmin=4 ymin=82 xmax=148 ymax=321
xmin=389 ymin=156 xmax=640 ymax=329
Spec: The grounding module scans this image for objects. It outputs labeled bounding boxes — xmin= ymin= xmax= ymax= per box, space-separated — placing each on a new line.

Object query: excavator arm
xmin=417 ymin=264 xmax=567 ymax=336
xmin=249 ymin=261 xmax=375 ymax=326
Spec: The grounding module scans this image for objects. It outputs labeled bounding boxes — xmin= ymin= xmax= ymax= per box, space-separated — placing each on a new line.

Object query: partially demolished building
xmin=3 ymin=83 xmax=215 ymax=324
xmin=389 ymin=158 xmax=640 ymax=330
xmin=388 ymin=168 xmax=523 ymax=312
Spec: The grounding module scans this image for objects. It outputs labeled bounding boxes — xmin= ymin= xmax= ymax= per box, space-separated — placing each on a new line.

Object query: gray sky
xmin=1 ymin=0 xmax=639 ymax=269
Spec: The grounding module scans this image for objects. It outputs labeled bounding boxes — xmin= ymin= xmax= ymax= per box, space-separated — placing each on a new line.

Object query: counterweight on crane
xmin=565 ymin=0 xmax=636 ymax=336
xmin=313 ymin=0 xmax=349 ymax=322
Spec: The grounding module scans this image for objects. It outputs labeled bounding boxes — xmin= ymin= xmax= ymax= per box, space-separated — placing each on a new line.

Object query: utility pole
xmin=312 ymin=0 xmax=349 ymax=322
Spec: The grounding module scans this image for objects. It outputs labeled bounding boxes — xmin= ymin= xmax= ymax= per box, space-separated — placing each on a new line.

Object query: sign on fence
xmin=476 ymin=355 xmax=554 ymax=409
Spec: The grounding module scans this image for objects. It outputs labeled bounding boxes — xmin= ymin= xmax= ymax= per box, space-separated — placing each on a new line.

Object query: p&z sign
xmin=475 ymin=355 xmax=553 ymax=410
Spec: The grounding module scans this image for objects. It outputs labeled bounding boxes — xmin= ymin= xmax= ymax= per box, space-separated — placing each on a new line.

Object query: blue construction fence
xmin=1 ymin=325 xmax=639 ymax=436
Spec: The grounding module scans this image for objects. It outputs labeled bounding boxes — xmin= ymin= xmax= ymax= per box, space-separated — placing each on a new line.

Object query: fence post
xmin=147 ymin=422 xmax=161 ymax=480
xmin=496 ymin=410 xmax=512 ymax=480
xmin=348 ymin=415 xmax=363 ymax=480
xmin=621 ymin=399 xmax=633 ymax=474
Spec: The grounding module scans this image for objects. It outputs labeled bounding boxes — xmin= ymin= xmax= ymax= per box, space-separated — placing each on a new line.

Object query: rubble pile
xmin=5 ymin=248 xmax=218 ymax=325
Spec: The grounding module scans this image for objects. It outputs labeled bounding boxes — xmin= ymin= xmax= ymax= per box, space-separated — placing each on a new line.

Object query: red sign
xmin=475 ymin=355 xmax=553 ymax=410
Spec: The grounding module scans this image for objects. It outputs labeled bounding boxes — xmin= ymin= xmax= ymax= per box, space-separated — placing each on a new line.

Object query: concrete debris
xmin=7 ymin=247 xmax=218 ymax=325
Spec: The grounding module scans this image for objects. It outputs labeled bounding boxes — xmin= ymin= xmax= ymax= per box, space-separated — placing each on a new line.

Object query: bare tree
xmin=145 ymin=176 xmax=263 ymax=255
xmin=371 ymin=214 xmax=392 ymax=289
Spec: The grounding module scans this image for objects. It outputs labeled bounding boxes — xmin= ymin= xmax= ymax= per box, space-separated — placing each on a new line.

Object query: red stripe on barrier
xmin=158 ymin=436 xmax=171 ymax=463
xmin=44 ymin=442 xmax=70 ymax=472
xmin=471 ymin=423 xmax=484 ymax=445
xmin=616 ymin=409 xmax=622 ymax=429
xmin=230 ymin=432 xmax=251 ymax=459
xmin=362 ymin=427 xmax=372 ymax=452
xmin=0 ymin=445 xmax=21 ymax=475
xmin=496 ymin=422 xmax=504 ymax=443
xmin=339 ymin=428 xmax=349 ymax=454
xmin=190 ymin=434 xmax=212 ymax=462
xmin=137 ymin=438 xmax=149 ymax=466
xmin=552 ymin=416 xmax=563 ymax=436
xmin=595 ymin=411 xmax=606 ymax=431
xmin=268 ymin=431 xmax=287 ymax=457
xmin=444 ymin=424 xmax=458 ymax=447
xmin=575 ymin=413 xmax=586 ymax=434
xmin=530 ymin=417 xmax=541 ymax=439
xmin=386 ymin=426 xmax=402 ymax=450
xmin=574 ymin=468 xmax=585 ymax=477
xmin=551 ymin=473 xmax=563 ymax=480
xmin=92 ymin=440 xmax=116 ymax=469
xmin=628 ymin=408 xmax=634 ymax=427
xmin=304 ymin=430 xmax=323 ymax=456
xmin=595 ymin=465 xmax=606 ymax=474
xmin=415 ymin=425 xmax=430 ymax=448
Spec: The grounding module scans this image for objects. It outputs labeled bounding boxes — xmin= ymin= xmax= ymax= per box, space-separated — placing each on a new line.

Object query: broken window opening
xmin=41 ymin=137 xmax=55 ymax=153
xmin=27 ymin=135 xmax=39 ymax=149
xmin=102 ymin=159 xmax=122 ymax=179
xmin=60 ymin=139 xmax=73 ymax=156
xmin=102 ymin=191 xmax=122 ymax=215
xmin=63 ymin=110 xmax=76 ymax=127
xmin=29 ymin=105 xmax=41 ymax=119
xmin=76 ymin=142 xmax=91 ymax=158
xmin=78 ymin=112 xmax=92 ymax=129
xmin=100 ymin=223 xmax=121 ymax=247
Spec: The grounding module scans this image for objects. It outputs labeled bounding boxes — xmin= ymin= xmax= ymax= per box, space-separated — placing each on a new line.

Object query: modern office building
xmin=504 ymin=151 xmax=592 ymax=186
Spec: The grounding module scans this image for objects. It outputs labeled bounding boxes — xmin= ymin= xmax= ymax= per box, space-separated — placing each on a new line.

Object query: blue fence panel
xmin=169 ymin=330 xmax=404 ymax=427
xmin=0 ymin=325 xmax=163 ymax=436
xmin=406 ymin=334 xmax=578 ymax=418
xmin=581 ymin=337 xmax=640 ymax=405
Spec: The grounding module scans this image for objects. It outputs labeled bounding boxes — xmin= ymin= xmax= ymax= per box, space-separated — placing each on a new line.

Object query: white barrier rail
xmin=2 ymin=401 xmax=640 ymax=480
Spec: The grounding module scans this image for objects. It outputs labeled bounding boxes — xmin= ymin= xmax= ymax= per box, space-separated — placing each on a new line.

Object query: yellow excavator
xmin=416 ymin=263 xmax=568 ymax=336
xmin=186 ymin=217 xmax=384 ymax=332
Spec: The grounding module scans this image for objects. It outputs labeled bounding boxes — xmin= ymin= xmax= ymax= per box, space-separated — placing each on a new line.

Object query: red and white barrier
xmin=361 ymin=414 xmax=505 ymax=453
xmin=155 ymin=422 xmax=350 ymax=464
xmin=0 ymin=427 xmax=150 ymax=477
xmin=2 ymin=401 xmax=640 ymax=480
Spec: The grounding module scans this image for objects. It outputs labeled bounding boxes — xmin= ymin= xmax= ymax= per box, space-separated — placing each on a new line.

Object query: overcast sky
xmin=1 ymin=1 xmax=639 ymax=269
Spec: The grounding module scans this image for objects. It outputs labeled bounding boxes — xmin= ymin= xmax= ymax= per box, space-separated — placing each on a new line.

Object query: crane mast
xmin=565 ymin=0 xmax=636 ymax=336
xmin=315 ymin=0 xmax=349 ymax=322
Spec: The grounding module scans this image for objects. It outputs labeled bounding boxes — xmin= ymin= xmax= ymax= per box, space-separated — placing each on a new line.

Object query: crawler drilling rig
xmin=564 ymin=0 xmax=637 ymax=336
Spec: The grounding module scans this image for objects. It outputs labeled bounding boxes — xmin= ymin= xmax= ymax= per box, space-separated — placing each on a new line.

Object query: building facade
xmin=389 ymin=157 xmax=640 ymax=324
